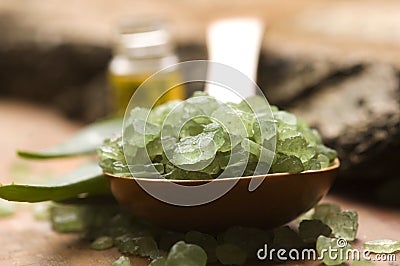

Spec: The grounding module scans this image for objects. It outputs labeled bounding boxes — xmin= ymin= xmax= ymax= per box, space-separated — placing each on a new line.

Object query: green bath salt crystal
xmin=223 ymin=226 xmax=272 ymax=258
xmin=303 ymin=158 xmax=321 ymax=171
xmin=118 ymin=236 xmax=158 ymax=257
xmin=165 ymin=241 xmax=207 ymax=266
xmin=270 ymin=154 xmax=304 ymax=174
xmin=185 ymin=231 xmax=218 ymax=262
xmin=363 ymin=239 xmax=400 ymax=253
xmin=216 ymin=244 xmax=247 ymax=265
xmin=111 ymin=256 xmax=131 ymax=266
xmin=50 ymin=205 xmax=86 ymax=233
xmin=272 ymin=226 xmax=304 ymax=249
xmin=148 ymin=249 xmax=168 ymax=260
xmin=315 ymin=144 xmax=337 ymax=162
xmin=297 ymin=208 xmax=315 ymax=222
xmin=316 ymin=236 xmax=351 ymax=266
xmin=159 ymin=231 xmax=185 ymax=251
xmin=277 ymin=136 xmax=308 ymax=159
xmin=91 ymin=236 xmax=114 ymax=250
xmin=325 ymin=211 xmax=358 ymax=241
xmin=316 ymin=154 xmax=330 ymax=169
xmin=149 ymin=257 xmax=166 ymax=266
xmin=313 ymin=203 xmax=341 ymax=223
xmin=33 ymin=203 xmax=51 ymax=221
xmin=299 ymin=219 xmax=332 ymax=244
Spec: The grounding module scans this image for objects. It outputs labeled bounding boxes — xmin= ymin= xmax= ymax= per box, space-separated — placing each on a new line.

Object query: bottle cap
xmin=115 ymin=18 xmax=173 ymax=58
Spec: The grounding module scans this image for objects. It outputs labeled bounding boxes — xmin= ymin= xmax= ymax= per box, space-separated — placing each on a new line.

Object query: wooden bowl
xmin=106 ymin=159 xmax=339 ymax=231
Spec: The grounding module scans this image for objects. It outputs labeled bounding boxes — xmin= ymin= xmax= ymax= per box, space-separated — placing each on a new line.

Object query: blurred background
xmin=0 ymin=0 xmax=399 ymax=205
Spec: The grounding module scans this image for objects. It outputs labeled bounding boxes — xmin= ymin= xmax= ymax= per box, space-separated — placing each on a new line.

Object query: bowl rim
xmin=105 ymin=158 xmax=340 ymax=183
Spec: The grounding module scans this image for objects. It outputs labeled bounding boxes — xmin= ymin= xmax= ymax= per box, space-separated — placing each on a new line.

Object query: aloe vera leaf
xmin=17 ymin=117 xmax=122 ymax=159
xmin=0 ymin=163 xmax=110 ymax=202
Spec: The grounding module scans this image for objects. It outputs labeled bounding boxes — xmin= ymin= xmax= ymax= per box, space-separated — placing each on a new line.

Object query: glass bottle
xmin=108 ymin=18 xmax=184 ymax=114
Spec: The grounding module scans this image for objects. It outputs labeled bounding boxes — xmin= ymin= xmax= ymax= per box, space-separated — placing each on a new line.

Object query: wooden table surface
xmin=0 ymin=100 xmax=399 ymax=266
